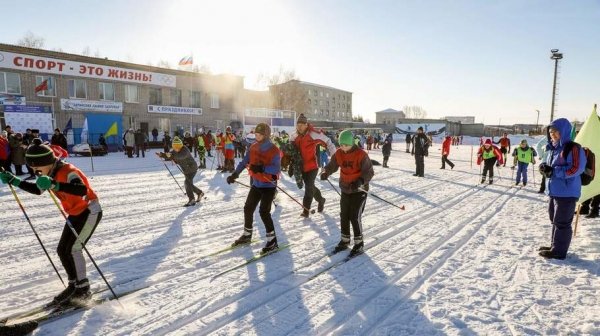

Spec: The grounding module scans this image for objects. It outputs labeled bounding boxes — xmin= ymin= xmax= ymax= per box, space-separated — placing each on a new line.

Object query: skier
xmin=411 ymin=127 xmax=430 ymax=177
xmin=382 ymin=133 xmax=393 ymax=168
xmin=0 ymin=138 xmax=102 ymax=306
xmin=511 ymin=139 xmax=537 ymax=186
xmin=197 ymin=130 xmax=207 ymax=169
xmin=226 ymin=123 xmax=282 ymax=254
xmin=320 ymin=129 xmax=374 ymax=257
xmin=162 ymin=131 xmax=171 ymax=153
xmin=494 ymin=133 xmax=511 ymax=167
xmin=477 ymin=139 xmax=503 ymax=184
xmin=155 ymin=136 xmax=204 ymax=206
xmin=223 ymin=126 xmax=237 ymax=172
xmin=538 ymin=118 xmax=586 ymax=259
xmin=440 ymin=136 xmax=455 ymax=169
xmin=290 ymin=114 xmax=337 ymax=217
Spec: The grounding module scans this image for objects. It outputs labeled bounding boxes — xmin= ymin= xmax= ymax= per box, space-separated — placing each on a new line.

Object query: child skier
xmin=0 ymin=138 xmax=102 ymax=306
xmin=477 ymin=139 xmax=503 ymax=184
xmin=226 ymin=123 xmax=282 ymax=254
xmin=511 ymin=139 xmax=537 ymax=186
xmin=197 ymin=130 xmax=207 ymax=169
xmin=320 ymin=129 xmax=374 ymax=257
xmin=155 ymin=136 xmax=204 ymax=206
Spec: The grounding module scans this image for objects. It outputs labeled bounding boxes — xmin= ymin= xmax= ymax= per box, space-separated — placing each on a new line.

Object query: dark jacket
xmin=169 ymin=146 xmax=198 ymax=174
xmin=51 ymin=133 xmax=68 ymax=150
xmin=382 ymin=134 xmax=393 ymax=156
xmin=411 ymin=133 xmax=429 ymax=156
xmin=134 ymin=131 xmax=145 ymax=145
xmin=405 ymin=133 xmax=412 ymax=144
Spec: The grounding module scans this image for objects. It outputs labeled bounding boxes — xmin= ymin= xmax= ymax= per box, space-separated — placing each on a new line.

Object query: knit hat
xmin=26 ymin=138 xmax=57 ymax=167
xmin=338 ymin=130 xmax=354 ymax=146
xmin=297 ymin=113 xmax=308 ymax=124
xmin=172 ymin=136 xmax=183 ymax=149
xmin=254 ymin=123 xmax=271 ymax=138
xmin=484 ymin=139 xmax=492 ymax=145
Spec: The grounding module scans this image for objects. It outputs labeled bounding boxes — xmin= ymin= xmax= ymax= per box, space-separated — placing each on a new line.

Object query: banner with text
xmin=61 ymin=99 xmax=123 ymax=113
xmin=0 ymin=93 xmax=26 ymax=105
xmin=0 ymin=51 xmax=176 ymax=87
xmin=148 ymin=105 xmax=202 ymax=115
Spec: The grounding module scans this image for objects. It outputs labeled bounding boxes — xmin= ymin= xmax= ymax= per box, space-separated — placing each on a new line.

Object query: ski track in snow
xmin=1 ymin=137 xmax=599 ymax=335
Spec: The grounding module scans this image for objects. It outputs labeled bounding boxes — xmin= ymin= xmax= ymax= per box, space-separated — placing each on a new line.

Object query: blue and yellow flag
xmin=104 ymin=121 xmax=118 ymax=138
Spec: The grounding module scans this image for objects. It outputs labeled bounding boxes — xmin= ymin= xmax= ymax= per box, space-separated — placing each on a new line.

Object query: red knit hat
xmin=484 ymin=139 xmax=492 ymax=145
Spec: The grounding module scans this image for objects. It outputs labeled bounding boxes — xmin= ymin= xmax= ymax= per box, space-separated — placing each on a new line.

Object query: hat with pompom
xmin=26 ymin=138 xmax=57 ymax=167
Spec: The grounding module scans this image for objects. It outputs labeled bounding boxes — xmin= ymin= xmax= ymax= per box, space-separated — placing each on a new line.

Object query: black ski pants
xmin=340 ymin=191 xmax=367 ymax=240
xmin=302 ymin=169 xmax=324 ymax=210
xmin=482 ymin=158 xmax=497 ymax=180
xmin=57 ymin=208 xmax=102 ymax=281
xmin=184 ymin=171 xmax=202 ymax=202
xmin=414 ymin=154 xmax=425 ymax=176
xmin=441 ymin=154 xmax=454 ymax=169
xmin=244 ymin=186 xmax=276 ymax=233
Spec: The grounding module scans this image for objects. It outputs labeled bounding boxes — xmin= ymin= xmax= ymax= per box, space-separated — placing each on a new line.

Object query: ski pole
xmin=325 ymin=178 xmax=341 ymax=197
xmin=573 ymin=204 xmax=581 ymax=237
xmin=269 ymin=180 xmax=315 ymax=214
xmin=358 ymin=187 xmax=405 ymax=210
xmin=1 ymin=168 xmax=66 ymax=288
xmin=532 ymin=163 xmax=536 ymax=187
xmin=47 ymin=190 xmax=123 ymax=307
xmin=159 ymin=158 xmax=185 ymax=195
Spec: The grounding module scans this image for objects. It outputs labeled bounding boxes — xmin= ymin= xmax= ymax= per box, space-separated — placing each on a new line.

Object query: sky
xmin=1 ymin=0 xmax=599 ymax=125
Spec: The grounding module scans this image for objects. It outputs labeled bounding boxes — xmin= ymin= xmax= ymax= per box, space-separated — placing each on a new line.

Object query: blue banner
xmin=3 ymin=105 xmax=51 ymax=113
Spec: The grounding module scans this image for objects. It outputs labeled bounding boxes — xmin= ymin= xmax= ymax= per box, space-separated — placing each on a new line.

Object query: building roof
xmin=375 ymin=108 xmax=403 ymax=114
xmin=270 ymin=79 xmax=352 ymax=94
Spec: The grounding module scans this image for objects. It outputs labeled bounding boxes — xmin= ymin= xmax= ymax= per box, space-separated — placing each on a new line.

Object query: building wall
xmin=376 ymin=111 xmax=406 ymax=125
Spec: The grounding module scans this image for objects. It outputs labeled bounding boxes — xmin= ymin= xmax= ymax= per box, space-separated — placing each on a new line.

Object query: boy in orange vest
xmin=320 ymin=130 xmax=374 ymax=257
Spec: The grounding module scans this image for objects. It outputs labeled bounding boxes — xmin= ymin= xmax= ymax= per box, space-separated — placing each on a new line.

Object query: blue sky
xmin=1 ymin=0 xmax=599 ymax=124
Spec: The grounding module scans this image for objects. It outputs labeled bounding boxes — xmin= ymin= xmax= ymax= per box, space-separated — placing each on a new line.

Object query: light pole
xmin=535 ymin=109 xmax=540 ymax=134
xmin=550 ymin=49 xmax=563 ymax=123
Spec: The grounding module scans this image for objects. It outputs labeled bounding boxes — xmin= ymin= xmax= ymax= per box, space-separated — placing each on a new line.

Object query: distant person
xmin=0 ymin=131 xmax=11 ymax=173
xmin=382 ymin=133 xmax=393 ymax=168
xmin=494 ymin=133 xmax=511 ymax=167
xmin=134 ymin=129 xmax=145 ymax=158
xmin=98 ymin=135 xmax=107 ymax=152
xmin=411 ymin=127 xmax=429 ymax=177
xmin=162 ymin=131 xmax=172 ymax=153
xmin=151 ymin=128 xmax=159 ymax=142
xmin=536 ymin=136 xmax=549 ymax=194
xmin=405 ymin=133 xmax=411 ymax=153
xmin=51 ymin=128 xmax=68 ymax=150
xmin=511 ymin=139 xmax=537 ymax=186
xmin=440 ymin=136 xmax=455 ymax=169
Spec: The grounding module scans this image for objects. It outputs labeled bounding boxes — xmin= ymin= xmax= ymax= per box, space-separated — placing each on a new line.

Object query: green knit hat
xmin=172 ymin=136 xmax=183 ymax=148
xmin=338 ymin=130 xmax=354 ymax=146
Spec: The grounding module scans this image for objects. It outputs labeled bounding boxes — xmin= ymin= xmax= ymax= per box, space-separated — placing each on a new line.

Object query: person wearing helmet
xmin=226 ymin=123 xmax=282 ymax=254
xmin=320 ymin=129 xmax=374 ymax=257
xmin=0 ymin=138 xmax=103 ymax=306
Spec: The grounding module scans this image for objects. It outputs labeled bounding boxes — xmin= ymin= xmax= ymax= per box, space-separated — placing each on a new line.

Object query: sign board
xmin=148 ymin=105 xmax=202 ymax=115
xmin=61 ymin=99 xmax=123 ymax=113
xmin=3 ymin=105 xmax=51 ymax=113
xmin=0 ymin=51 xmax=176 ymax=87
xmin=0 ymin=93 xmax=26 ymax=105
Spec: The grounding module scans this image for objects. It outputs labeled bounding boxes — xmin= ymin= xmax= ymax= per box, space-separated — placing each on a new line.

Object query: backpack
xmin=562 ymin=142 xmax=595 ymax=186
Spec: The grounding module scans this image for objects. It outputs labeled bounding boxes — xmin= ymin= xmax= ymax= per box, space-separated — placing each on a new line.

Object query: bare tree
xmin=403 ymin=105 xmax=427 ymax=119
xmin=81 ymin=46 xmax=91 ymax=56
xmin=156 ymin=60 xmax=172 ymax=69
xmin=255 ymin=65 xmax=298 ymax=90
xmin=94 ymin=49 xmax=101 ymax=58
xmin=192 ymin=64 xmax=211 ymax=74
xmin=17 ymin=31 xmax=45 ymax=49
xmin=260 ymin=66 xmax=305 ymax=113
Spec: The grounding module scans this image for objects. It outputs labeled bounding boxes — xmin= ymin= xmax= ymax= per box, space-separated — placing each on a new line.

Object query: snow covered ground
xmin=1 ymin=139 xmax=599 ymax=335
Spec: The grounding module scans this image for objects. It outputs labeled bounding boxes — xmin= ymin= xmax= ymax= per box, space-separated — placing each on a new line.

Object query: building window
xmin=125 ymin=85 xmax=139 ymax=103
xmin=342 ymin=103 xmax=346 ymax=108
xmin=326 ymin=101 xmax=330 ymax=106
xmin=191 ymin=91 xmax=201 ymax=108
xmin=210 ymin=93 xmax=219 ymax=108
xmin=320 ymin=91 xmax=323 ymax=97
xmin=149 ymin=87 xmax=162 ymax=105
xmin=308 ymin=89 xmax=312 ymax=96
xmin=68 ymin=79 xmax=87 ymax=99
xmin=171 ymin=89 xmax=182 ymax=106
xmin=35 ymin=76 xmax=55 ymax=97
xmin=314 ymin=108 xmax=318 ymax=114
xmin=98 ymin=82 xmax=115 ymax=101
xmin=308 ymin=99 xmax=311 ymax=105
xmin=0 ymin=72 xmax=21 ymax=94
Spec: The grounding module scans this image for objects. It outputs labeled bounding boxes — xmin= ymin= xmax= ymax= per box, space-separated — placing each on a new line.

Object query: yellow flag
xmin=575 ymin=104 xmax=600 ymax=203
xmin=104 ymin=122 xmax=118 ymax=138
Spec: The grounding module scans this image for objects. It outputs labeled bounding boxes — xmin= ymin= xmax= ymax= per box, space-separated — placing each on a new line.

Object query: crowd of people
xmin=0 ymin=113 xmax=598 ymax=311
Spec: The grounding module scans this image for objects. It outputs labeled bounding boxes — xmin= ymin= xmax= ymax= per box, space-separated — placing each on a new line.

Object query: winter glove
xmin=249 ymin=164 xmax=264 ymax=174
xmin=226 ymin=172 xmax=239 ymax=185
xmin=36 ymin=175 xmax=59 ymax=191
xmin=0 ymin=171 xmax=21 ymax=187
xmin=539 ymin=163 xmax=553 ymax=178
xmin=349 ymin=178 xmax=364 ymax=191
xmin=320 ymin=172 xmax=329 ymax=180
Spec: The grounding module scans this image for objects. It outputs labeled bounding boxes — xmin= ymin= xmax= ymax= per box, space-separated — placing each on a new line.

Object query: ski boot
xmin=333 ymin=236 xmax=350 ymax=253
xmin=196 ymin=190 xmax=205 ymax=202
xmin=232 ymin=229 xmax=253 ymax=247
xmin=184 ymin=200 xmax=196 ymax=207
xmin=69 ymin=279 xmax=91 ymax=306
xmin=318 ymin=198 xmax=326 ymax=213
xmin=480 ymin=177 xmax=486 ymax=184
xmin=488 ymin=178 xmax=494 ymax=185
xmin=349 ymin=239 xmax=364 ymax=258
xmin=300 ymin=209 xmax=309 ymax=218
xmin=261 ymin=232 xmax=278 ymax=254
xmin=51 ymin=280 xmax=76 ymax=305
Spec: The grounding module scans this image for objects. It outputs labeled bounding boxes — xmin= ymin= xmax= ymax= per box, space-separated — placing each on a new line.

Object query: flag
xmin=179 ymin=55 xmax=193 ymax=66
xmin=64 ymin=118 xmax=72 ymax=134
xmin=34 ymin=79 xmax=48 ymax=93
xmin=574 ymin=104 xmax=600 ymax=203
xmin=104 ymin=121 xmax=118 ymax=138
xmin=80 ymin=118 xmax=89 ymax=144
